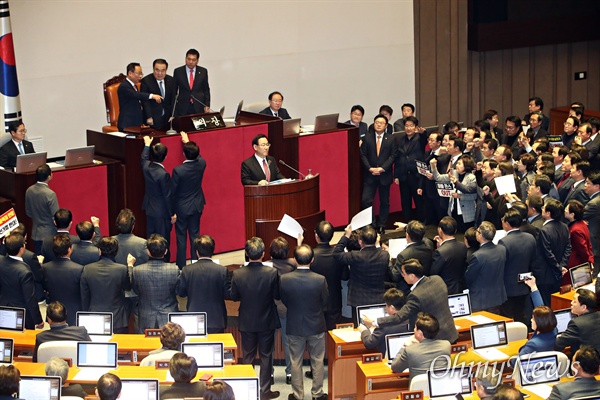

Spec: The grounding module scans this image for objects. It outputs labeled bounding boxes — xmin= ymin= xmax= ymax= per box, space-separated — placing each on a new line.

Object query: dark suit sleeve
xmin=26 ymin=253 xmax=43 ymax=286
xmin=121 ymin=264 xmax=132 ymax=291
xmin=159 ymin=168 xmax=174 ymax=216
xmin=80 ymin=271 xmax=90 ymax=310
xmin=377 ymin=294 xmax=418 ymax=327
xmin=554 ymin=319 xmax=579 ymax=351
xmin=430 ymin=250 xmax=444 ymax=277
xmin=118 ymin=81 xmax=152 ymax=102
xmin=223 ymin=268 xmax=232 ymax=300
xmin=241 ymin=160 xmax=259 ymax=186
xmin=332 ymin=236 xmax=353 ymax=265
xmin=382 ymin=137 xmax=398 ymax=172
xmin=140 ymin=79 xmax=154 ymax=121
xmin=464 ymin=254 xmax=482 ymax=287
xmin=0 ymin=145 xmax=10 ymax=168
xmin=271 ymin=158 xmax=285 ymax=181
xmin=360 ymin=328 xmax=383 ymax=350
xmin=21 ymin=270 xmax=42 ymax=325
xmin=201 ymin=68 xmax=210 ymax=107
xmin=176 ymin=269 xmax=188 ymax=297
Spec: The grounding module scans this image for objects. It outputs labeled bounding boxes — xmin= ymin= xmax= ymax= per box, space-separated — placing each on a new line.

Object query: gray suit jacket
xmin=113 ymin=233 xmax=148 ymax=266
xmin=547 ymin=377 xmax=600 ymax=400
xmin=280 ymin=268 xmax=328 ymax=337
xmin=433 ymin=170 xmax=478 ymax=223
xmin=25 ymin=182 xmax=59 ymax=241
xmin=555 ymin=311 xmax=600 ymax=355
xmin=391 ymin=338 xmax=451 ymax=381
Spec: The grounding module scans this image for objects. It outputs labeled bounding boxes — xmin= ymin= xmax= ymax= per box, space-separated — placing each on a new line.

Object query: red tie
xmin=263 ymin=159 xmax=271 ymax=182
xmin=189 ymin=69 xmax=194 ymax=90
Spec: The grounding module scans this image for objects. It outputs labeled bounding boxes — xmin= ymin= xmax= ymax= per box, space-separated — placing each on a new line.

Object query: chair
xmin=512 ymin=351 xmax=570 ymax=386
xmin=242 ymin=102 xmax=269 ymax=114
xmin=409 ymin=373 xmax=429 ymax=397
xmin=102 ymin=74 xmax=141 ymax=133
xmin=63 ymin=397 xmax=87 ymax=400
xmin=505 ymin=322 xmax=528 ymax=342
xmin=37 ymin=340 xmax=78 ymax=364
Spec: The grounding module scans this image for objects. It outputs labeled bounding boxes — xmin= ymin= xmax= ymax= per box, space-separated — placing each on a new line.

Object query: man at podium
xmin=241 ymin=134 xmax=285 ymax=185
xmin=0 ymin=121 xmax=35 ymax=170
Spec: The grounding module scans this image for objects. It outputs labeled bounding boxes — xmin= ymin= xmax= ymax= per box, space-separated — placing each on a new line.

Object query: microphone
xmin=165 ymin=88 xmax=180 ymax=135
xmin=190 ymin=94 xmax=213 ymax=113
xmin=279 ymin=160 xmax=306 ymax=179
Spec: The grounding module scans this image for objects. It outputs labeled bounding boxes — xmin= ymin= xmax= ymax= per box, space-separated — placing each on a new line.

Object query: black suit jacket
xmin=430 ymin=239 xmax=467 ymax=295
xmin=70 ymin=241 xmax=99 ymax=266
xmin=240 ymin=155 xmax=285 ymax=185
xmin=311 ymin=243 xmax=348 ymax=315
xmin=390 ymin=240 xmax=434 ymax=285
xmin=394 ymin=131 xmax=428 ymax=181
xmin=1 ymin=245 xmax=45 ymax=302
xmin=361 ymin=321 xmax=410 ymax=355
xmin=280 ymin=268 xmax=328 ymax=336
xmin=230 ymin=262 xmax=280 ymax=332
xmin=41 ymin=232 xmax=80 ymax=263
xmin=171 ymin=158 xmax=206 ymax=216
xmin=141 ymin=147 xmax=173 ymax=218
xmin=555 ymin=311 xmax=600 ymax=355
xmin=173 ymin=65 xmax=210 ymax=116
xmin=42 ymin=258 xmax=84 ymax=326
xmin=345 ymin=120 xmax=368 ymax=139
xmin=464 ymin=242 xmax=507 ymax=311
xmin=0 ymin=255 xmax=43 ymax=329
xmin=534 ymin=219 xmax=571 ymax=284
xmin=259 ymin=107 xmax=291 ymax=120
xmin=360 ymin=130 xmax=397 ymax=186
xmin=177 ymin=259 xmax=230 ymax=330
xmin=117 ymin=80 xmax=152 ymax=131
xmin=33 ymin=324 xmax=91 ymax=362
xmin=563 ymin=180 xmax=589 ymax=205
xmin=160 ymin=382 xmax=206 ymax=400
xmin=499 ymin=230 xmax=537 ymax=297
xmin=140 ymin=74 xmax=176 ymax=129
xmin=0 ymin=139 xmax=35 ymax=169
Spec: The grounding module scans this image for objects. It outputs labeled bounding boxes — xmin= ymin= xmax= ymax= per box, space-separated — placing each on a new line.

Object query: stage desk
xmin=327 ymin=311 xmax=511 ymax=399
xmin=551 ymin=290 xmax=574 ymax=311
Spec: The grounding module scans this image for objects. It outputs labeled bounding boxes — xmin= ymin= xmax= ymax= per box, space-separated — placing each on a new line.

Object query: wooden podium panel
xmin=255 ymin=210 xmax=325 ymax=251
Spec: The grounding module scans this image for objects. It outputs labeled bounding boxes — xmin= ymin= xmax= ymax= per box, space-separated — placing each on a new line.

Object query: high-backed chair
xmin=242 ymin=102 xmax=269 ymax=114
xmin=506 ymin=321 xmax=528 ymax=342
xmin=102 ymin=74 xmax=141 ymax=133
xmin=37 ymin=340 xmax=78 ymax=364
xmin=409 ymin=373 xmax=429 ymax=397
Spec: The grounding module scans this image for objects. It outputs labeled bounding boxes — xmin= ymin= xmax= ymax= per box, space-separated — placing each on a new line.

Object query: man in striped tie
xmin=0 ymin=120 xmax=35 ymax=170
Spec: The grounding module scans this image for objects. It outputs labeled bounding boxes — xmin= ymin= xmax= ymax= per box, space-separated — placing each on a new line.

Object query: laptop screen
xmin=428 ymin=367 xmax=472 ymax=398
xmin=470 ymin=321 xmax=508 ymax=350
xmin=0 ymin=338 xmax=14 ymax=363
xmin=314 ymin=113 xmax=339 ymax=133
xmin=181 ymin=342 xmax=224 ymax=369
xmin=120 ymin=379 xmax=159 ymax=400
xmin=570 ymin=262 xmax=592 ymax=289
xmin=0 ymin=306 xmax=25 ymax=332
xmin=76 ymin=342 xmax=118 ymax=368
xmin=15 ymin=152 xmax=47 ymax=173
xmin=554 ymin=308 xmax=573 ymax=334
xmin=76 ymin=312 xmax=113 ymax=335
xmin=19 ymin=375 xmax=61 ymax=400
xmin=385 ymin=332 xmax=413 ymax=362
xmin=168 ymin=312 xmax=207 ymax=336
xmin=64 ymin=145 xmax=95 ymax=167
xmin=448 ymin=293 xmax=472 ymax=318
xmin=220 ymin=377 xmax=260 ymax=400
xmin=356 ymin=303 xmax=388 ymax=326
xmin=518 ymin=354 xmax=560 ymax=386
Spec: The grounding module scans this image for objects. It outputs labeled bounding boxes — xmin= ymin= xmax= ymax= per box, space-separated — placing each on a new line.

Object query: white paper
xmin=388 ymin=238 xmax=408 ymax=258
xmin=106 ymin=131 xmax=127 ymax=137
xmin=331 ymin=329 xmax=361 ymax=342
xmin=492 ymin=230 xmax=507 ymax=244
xmin=474 ymin=348 xmax=509 ymax=361
xmin=350 ymin=207 xmax=372 ymax=230
xmin=523 ymin=384 xmax=553 ymax=399
xmin=46 ymin=162 xmax=64 ymax=169
xmin=494 ymin=175 xmax=517 ymax=195
xmin=466 ymin=315 xmax=495 ymax=324
xmin=277 ymin=214 xmax=304 ymax=239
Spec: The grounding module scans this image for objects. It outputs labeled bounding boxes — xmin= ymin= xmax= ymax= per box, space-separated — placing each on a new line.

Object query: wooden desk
xmin=551 ymin=290 xmax=573 ymax=311
xmin=453 ymin=339 xmax=527 ymax=364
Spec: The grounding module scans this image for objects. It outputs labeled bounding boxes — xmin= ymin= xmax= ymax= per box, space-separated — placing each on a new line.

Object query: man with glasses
xmin=117 ymin=62 xmax=163 ymax=132
xmin=241 ymin=134 xmax=285 ymax=186
xmin=0 ymin=121 xmax=35 ymax=170
xmin=500 ymin=116 xmax=525 ymax=160
xmin=259 ymin=91 xmax=291 ymax=120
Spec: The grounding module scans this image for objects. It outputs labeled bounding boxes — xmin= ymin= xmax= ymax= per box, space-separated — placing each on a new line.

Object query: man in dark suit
xmin=358 ymin=288 xmax=409 ymax=354
xmin=141 ymin=58 xmax=176 ymax=130
xmin=394 ymin=116 xmax=428 ymax=222
xmin=563 ymin=159 xmax=590 ymax=206
xmin=229 ymin=237 xmax=280 ymax=400
xmin=241 ymin=134 xmax=285 ymax=185
xmin=583 ymin=171 xmax=600 ymax=276
xmin=555 ymin=289 xmax=600 ymax=356
xmin=418 ymin=132 xmax=450 ymax=225
xmin=141 ymin=136 xmax=175 ymax=250
xmin=361 ymin=114 xmax=397 ymax=233
xmin=280 ymin=244 xmax=328 ymax=400
xmin=177 ymin=235 xmax=229 ymax=333
xmin=500 ymin=116 xmax=525 ymax=161
xmin=430 ymin=217 xmax=467 ymax=295
xmin=25 ymin=164 xmax=59 ymax=254
xmin=333 ymin=225 xmax=389 ymax=318
xmin=534 ymin=198 xmax=571 ymax=306
xmin=71 ymin=219 xmax=101 ymax=266
xmin=548 ymin=346 xmax=600 ymax=400
xmin=345 ymin=105 xmax=368 ymax=141
xmin=171 ymin=132 xmax=206 ymax=268
xmin=392 ymin=103 xmax=416 ymax=133
xmin=173 ymin=49 xmax=210 ymax=116
xmin=42 ymin=234 xmax=84 ymax=326
xmin=80 ymin=237 xmax=132 ymax=334
xmin=41 ymin=208 xmax=79 ymax=263
xmin=117 ymin=62 xmax=162 ymax=131
xmin=133 ymin=234 xmax=180 ymax=333
xmin=526 ymin=111 xmax=548 ymax=141
xmin=577 ymin=122 xmax=600 ymax=170
xmin=390 ymin=220 xmax=433 ymax=293
xmin=0 ymin=121 xmax=35 ymax=170
xmin=0 ymin=233 xmax=44 ymax=330
xmin=499 ymin=209 xmax=537 ymax=325
xmin=259 ymin=91 xmax=291 ymax=119
xmin=32 ymin=301 xmax=91 ymax=362
xmin=310 ymin=221 xmax=348 ymax=330
xmin=464 ymin=222 xmax=507 ymax=313
xmin=523 ymin=97 xmax=550 ymax=132
xmin=362 ymin=259 xmax=459 ymax=344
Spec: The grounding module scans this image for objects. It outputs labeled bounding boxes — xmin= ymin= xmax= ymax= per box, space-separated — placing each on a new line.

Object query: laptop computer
xmin=428 ymin=366 xmax=473 ymax=398
xmin=283 ymin=118 xmax=301 ymax=137
xmin=0 ymin=338 xmax=14 ymax=364
xmin=385 ymin=332 xmax=413 ymax=364
xmin=76 ymin=311 xmax=113 ymax=341
xmin=74 ymin=341 xmax=118 ymax=381
xmin=233 ymin=100 xmax=244 ymax=125
xmin=63 ymin=145 xmax=95 ymax=167
xmin=220 ymin=377 xmax=260 ymax=400
xmin=448 ymin=293 xmax=472 ymax=318
xmin=0 ymin=306 xmax=26 ymax=332
xmin=356 ymin=303 xmax=388 ymax=327
xmin=168 ymin=312 xmax=207 ymax=337
xmin=517 ymin=353 xmax=560 ymax=395
xmin=181 ymin=342 xmax=224 ymax=369
xmin=314 ymin=113 xmax=339 ymax=133
xmin=19 ymin=375 xmax=61 ymax=400
xmin=570 ymin=262 xmax=593 ymax=289
xmin=470 ymin=321 xmax=508 ymax=360
xmin=119 ymin=378 xmax=159 ymax=400
xmin=15 ymin=152 xmax=47 ymax=173
xmin=554 ymin=308 xmax=573 ymax=334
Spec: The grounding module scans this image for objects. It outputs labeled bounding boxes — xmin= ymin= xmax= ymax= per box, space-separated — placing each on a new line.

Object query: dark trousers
xmin=538 ymin=281 xmax=560 ymax=309
xmin=241 ymin=330 xmax=275 ymax=396
xmin=146 ymin=216 xmax=172 ymax=260
xmin=361 ymin=181 xmax=391 ymax=228
xmin=423 ymin=193 xmax=446 ymax=226
xmin=33 ymin=240 xmax=43 ymax=256
xmin=324 ymin=309 xmax=342 ymax=331
xmin=399 ymin=173 xmax=423 ymax=222
xmin=501 ymin=295 xmax=529 ymax=326
xmin=175 ymin=212 xmax=201 ymax=268
xmin=207 ymin=327 xmax=225 ymax=334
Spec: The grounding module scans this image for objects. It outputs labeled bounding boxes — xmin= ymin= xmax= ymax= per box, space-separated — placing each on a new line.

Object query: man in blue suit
xmin=117 ymin=63 xmax=162 ymax=131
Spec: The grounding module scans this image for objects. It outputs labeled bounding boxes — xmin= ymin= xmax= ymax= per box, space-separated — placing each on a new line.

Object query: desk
xmin=551 ymin=290 xmax=574 ymax=311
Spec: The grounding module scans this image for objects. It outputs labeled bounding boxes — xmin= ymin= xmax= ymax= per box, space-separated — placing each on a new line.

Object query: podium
xmin=243 ymin=175 xmax=325 ymax=252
